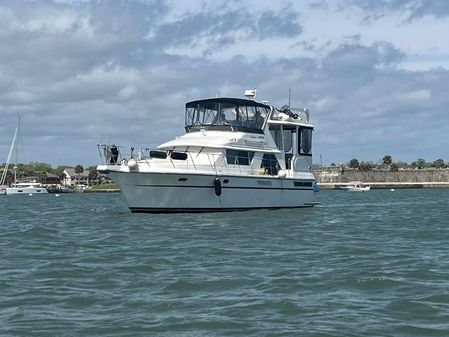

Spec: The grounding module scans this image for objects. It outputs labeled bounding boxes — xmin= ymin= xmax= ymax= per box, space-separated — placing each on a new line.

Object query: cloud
xmin=148 ymin=5 xmax=302 ymax=54
xmin=344 ymin=0 xmax=449 ymax=21
xmin=0 ymin=0 xmax=448 ymax=167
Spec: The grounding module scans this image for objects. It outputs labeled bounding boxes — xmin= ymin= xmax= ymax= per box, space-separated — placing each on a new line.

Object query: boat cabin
xmin=98 ymin=96 xmax=314 ymax=178
xmin=183 ymin=97 xmax=314 ymax=175
xmin=185 ymin=98 xmax=270 ymax=134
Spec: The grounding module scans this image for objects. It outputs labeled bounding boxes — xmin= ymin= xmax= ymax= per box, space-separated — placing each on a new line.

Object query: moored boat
xmin=6 ymin=182 xmax=49 ymax=195
xmin=1 ymin=117 xmax=49 ymax=196
xmin=1 ymin=118 xmax=19 ymax=195
xmin=341 ymin=181 xmax=370 ymax=192
xmin=97 ymin=90 xmax=317 ymax=213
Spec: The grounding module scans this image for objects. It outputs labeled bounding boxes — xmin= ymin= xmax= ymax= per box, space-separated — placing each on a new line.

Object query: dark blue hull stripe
xmin=129 ymin=205 xmax=313 ymax=214
xmin=134 ymin=184 xmax=313 ymax=191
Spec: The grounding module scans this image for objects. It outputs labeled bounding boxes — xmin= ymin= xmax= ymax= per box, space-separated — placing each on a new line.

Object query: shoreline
xmin=83 ymin=188 xmax=120 ymax=193
xmin=83 ymin=182 xmax=449 ymax=192
xmin=318 ymin=182 xmax=449 ymax=190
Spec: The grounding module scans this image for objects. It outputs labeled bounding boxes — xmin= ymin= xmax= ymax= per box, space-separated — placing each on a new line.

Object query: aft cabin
xmin=267 ymin=106 xmax=313 ymax=173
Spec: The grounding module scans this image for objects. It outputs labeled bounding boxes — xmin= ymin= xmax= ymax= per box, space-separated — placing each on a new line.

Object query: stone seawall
xmin=313 ymin=168 xmax=449 ymax=189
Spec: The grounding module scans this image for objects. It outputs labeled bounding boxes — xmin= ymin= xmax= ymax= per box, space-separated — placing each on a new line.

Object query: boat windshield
xmin=185 ymin=98 xmax=270 ymax=133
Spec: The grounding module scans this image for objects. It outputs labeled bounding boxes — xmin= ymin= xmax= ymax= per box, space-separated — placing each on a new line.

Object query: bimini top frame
xmin=185 ymin=98 xmax=272 ymax=134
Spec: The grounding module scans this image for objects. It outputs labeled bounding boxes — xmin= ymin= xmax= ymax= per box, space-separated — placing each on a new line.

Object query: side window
xmin=269 ymin=126 xmax=283 ymax=150
xmin=226 ymin=150 xmax=254 ymax=165
xmin=261 ymin=154 xmax=279 ymax=175
xmin=298 ymin=128 xmax=313 ymax=154
xmin=283 ymin=129 xmax=293 ymax=153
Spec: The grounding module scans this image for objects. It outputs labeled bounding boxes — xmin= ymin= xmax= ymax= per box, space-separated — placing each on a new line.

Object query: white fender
xmin=278 ymin=170 xmax=286 ymax=179
xmin=127 ymin=158 xmax=138 ymax=169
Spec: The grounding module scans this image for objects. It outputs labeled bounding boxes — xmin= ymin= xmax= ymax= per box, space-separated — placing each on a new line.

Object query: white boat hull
xmin=6 ymin=187 xmax=48 ymax=195
xmin=341 ymin=182 xmax=371 ymax=192
xmin=107 ymin=170 xmax=315 ymax=213
xmin=347 ymin=187 xmax=370 ymax=192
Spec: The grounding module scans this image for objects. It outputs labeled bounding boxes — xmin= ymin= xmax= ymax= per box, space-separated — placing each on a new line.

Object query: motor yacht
xmin=97 ymin=91 xmax=316 ymax=213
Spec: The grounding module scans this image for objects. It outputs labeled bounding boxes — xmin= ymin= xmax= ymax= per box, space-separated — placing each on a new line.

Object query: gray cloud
xmin=345 ymin=0 xmax=449 ymax=21
xmin=309 ymin=1 xmax=329 ymax=10
xmin=149 ymin=5 xmax=302 ymax=53
xmin=0 ymin=0 xmax=448 ymax=167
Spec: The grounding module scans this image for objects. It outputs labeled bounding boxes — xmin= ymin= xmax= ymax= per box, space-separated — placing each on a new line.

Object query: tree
xmin=88 ymin=166 xmax=98 ymax=185
xmin=349 ymin=158 xmax=359 ymax=168
xmin=359 ymin=162 xmax=373 ymax=172
xmin=390 ymin=163 xmax=399 ymax=172
xmin=74 ymin=165 xmax=84 ymax=186
xmin=382 ymin=155 xmax=392 ymax=166
xmin=395 ymin=161 xmax=409 ymax=169
xmin=412 ymin=158 xmax=427 ymax=169
xmin=74 ymin=165 xmax=84 ymax=174
xmin=432 ymin=159 xmax=446 ymax=168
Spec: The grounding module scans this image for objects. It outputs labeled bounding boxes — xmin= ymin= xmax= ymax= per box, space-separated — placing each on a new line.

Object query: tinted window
xmin=261 ymin=153 xmax=279 ymax=175
xmin=226 ymin=150 xmax=254 ymax=166
xmin=283 ymin=129 xmax=293 ymax=152
xmin=298 ymin=127 xmax=313 ymax=154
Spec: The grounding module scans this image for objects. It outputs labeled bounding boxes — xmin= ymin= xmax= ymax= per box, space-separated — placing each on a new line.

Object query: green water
xmin=1 ymin=189 xmax=449 ymax=336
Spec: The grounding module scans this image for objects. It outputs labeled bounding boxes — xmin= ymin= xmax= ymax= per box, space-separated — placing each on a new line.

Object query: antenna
xmin=288 ymin=88 xmax=291 ymax=107
xmin=244 ymin=89 xmax=257 ymax=100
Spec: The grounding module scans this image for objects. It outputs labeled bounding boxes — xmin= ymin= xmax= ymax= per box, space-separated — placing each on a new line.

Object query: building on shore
xmin=62 ymin=168 xmax=89 ymax=187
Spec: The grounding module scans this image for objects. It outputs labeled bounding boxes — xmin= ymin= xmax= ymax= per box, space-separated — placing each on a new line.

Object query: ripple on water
xmin=1 ymin=190 xmax=449 ymax=336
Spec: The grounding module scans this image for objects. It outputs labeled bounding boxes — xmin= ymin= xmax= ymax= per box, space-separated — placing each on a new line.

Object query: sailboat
xmin=0 ymin=119 xmax=19 ymax=194
xmin=1 ymin=118 xmax=48 ymax=195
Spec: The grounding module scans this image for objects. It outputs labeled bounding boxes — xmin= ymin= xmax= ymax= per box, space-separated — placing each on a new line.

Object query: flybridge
xmin=184 ymin=98 xmax=272 ymax=134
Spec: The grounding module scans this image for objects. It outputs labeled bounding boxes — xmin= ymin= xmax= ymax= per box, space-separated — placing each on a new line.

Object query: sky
xmin=0 ymin=0 xmax=448 ymax=167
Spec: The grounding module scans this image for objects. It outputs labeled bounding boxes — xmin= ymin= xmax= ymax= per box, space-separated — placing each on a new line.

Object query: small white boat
xmin=1 ymin=117 xmax=49 ymax=196
xmin=341 ymin=181 xmax=370 ymax=192
xmin=6 ymin=182 xmax=48 ymax=195
xmin=97 ymin=90 xmax=317 ymax=213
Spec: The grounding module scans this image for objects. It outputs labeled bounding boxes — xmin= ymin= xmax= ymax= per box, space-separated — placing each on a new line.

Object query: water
xmin=1 ymin=189 xmax=449 ymax=336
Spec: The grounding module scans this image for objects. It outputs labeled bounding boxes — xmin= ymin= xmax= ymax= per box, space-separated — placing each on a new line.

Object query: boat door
xmin=291 ymin=126 xmax=313 ymax=172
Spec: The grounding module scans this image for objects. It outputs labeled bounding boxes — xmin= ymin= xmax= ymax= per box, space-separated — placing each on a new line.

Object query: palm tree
xmin=349 ymin=158 xmax=359 ymax=168
xmin=74 ymin=165 xmax=84 ymax=186
xmin=382 ymin=155 xmax=392 ymax=166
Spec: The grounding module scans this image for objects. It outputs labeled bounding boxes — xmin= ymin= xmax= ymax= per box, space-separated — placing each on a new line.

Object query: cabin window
xmin=171 ymin=152 xmax=188 ymax=160
xmin=283 ymin=129 xmax=295 ymax=169
xmin=245 ymin=106 xmax=266 ymax=130
xmin=226 ymin=150 xmax=254 ymax=166
xmin=269 ymin=126 xmax=283 ymax=150
xmin=261 ymin=154 xmax=280 ymax=175
xmin=294 ymin=181 xmax=313 ymax=187
xmin=298 ymin=127 xmax=313 ymax=154
xmin=283 ymin=129 xmax=293 ymax=152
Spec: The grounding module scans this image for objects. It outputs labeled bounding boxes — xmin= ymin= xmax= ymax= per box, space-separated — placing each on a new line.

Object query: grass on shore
xmin=89 ymin=183 xmax=120 ymax=190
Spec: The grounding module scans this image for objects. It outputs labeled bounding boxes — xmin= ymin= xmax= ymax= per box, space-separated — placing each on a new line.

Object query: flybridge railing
xmin=97 ymin=144 xmax=257 ymax=175
xmin=97 ymin=144 xmax=128 ymax=165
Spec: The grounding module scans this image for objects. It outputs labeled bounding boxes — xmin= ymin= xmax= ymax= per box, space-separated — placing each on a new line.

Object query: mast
xmin=0 ymin=117 xmax=20 ymax=186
